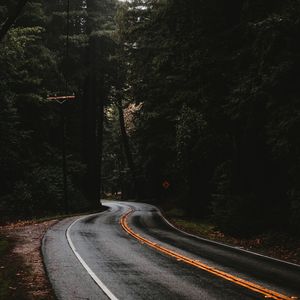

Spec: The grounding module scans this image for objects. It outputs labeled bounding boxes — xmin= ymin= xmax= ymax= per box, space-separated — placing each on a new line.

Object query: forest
xmin=0 ymin=0 xmax=299 ymax=237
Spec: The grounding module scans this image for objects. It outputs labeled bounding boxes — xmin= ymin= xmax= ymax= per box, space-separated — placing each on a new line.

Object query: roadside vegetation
xmin=0 ymin=0 xmax=117 ymax=222
xmin=113 ymin=0 xmax=300 ymax=238
xmin=164 ymin=208 xmax=300 ymax=265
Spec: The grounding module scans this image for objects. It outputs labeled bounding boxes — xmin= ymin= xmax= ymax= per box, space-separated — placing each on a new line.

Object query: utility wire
xmin=61 ymin=0 xmax=71 ymax=214
xmin=65 ymin=0 xmax=70 ymax=91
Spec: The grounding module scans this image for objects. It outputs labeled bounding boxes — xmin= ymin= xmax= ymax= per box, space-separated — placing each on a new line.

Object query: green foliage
xmin=0 ymin=0 xmax=118 ymax=219
xmin=116 ymin=0 xmax=300 ymax=235
xmin=102 ymin=104 xmax=125 ymax=195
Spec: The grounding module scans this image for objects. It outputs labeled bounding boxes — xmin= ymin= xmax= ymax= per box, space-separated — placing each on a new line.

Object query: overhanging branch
xmin=0 ymin=0 xmax=29 ymax=42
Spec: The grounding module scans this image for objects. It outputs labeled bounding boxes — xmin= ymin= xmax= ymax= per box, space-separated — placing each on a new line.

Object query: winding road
xmin=42 ymin=201 xmax=300 ymax=300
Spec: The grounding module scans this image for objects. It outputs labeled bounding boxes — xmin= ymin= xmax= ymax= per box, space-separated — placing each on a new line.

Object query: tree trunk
xmin=82 ymin=36 xmax=105 ymax=209
xmin=82 ymin=71 xmax=99 ymax=208
xmin=96 ymin=84 xmax=104 ymax=204
xmin=117 ymin=99 xmax=139 ymax=199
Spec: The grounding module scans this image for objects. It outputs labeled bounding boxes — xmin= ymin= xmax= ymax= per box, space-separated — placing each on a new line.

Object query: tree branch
xmin=0 ymin=0 xmax=29 ymax=42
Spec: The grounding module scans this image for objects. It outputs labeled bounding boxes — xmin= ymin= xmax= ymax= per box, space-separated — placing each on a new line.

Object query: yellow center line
xmin=120 ymin=209 xmax=297 ymax=300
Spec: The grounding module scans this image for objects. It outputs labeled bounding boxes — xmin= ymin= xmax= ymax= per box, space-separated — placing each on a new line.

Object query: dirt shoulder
xmin=0 ymin=219 xmax=58 ymax=300
xmin=0 ymin=207 xmax=106 ymax=299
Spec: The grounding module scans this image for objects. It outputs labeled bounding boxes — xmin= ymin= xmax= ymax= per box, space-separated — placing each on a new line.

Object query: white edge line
xmin=104 ymin=201 xmax=300 ymax=269
xmin=66 ymin=214 xmax=119 ymax=300
xmin=158 ymin=211 xmax=300 ymax=269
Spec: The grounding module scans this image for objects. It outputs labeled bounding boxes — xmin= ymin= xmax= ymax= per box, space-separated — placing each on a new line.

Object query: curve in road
xmin=42 ymin=201 xmax=300 ymax=300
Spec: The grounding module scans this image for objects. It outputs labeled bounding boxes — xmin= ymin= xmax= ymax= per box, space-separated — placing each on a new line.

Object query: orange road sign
xmin=162 ymin=180 xmax=170 ymax=190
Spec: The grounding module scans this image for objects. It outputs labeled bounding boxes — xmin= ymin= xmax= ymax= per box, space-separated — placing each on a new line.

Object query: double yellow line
xmin=120 ymin=209 xmax=296 ymax=300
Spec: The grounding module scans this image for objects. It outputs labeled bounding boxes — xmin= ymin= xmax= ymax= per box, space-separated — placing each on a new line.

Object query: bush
xmin=211 ymin=193 xmax=267 ymax=237
xmin=289 ymin=189 xmax=300 ymax=234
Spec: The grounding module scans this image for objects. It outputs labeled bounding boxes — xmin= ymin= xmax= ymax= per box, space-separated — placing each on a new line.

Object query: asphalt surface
xmin=42 ymin=201 xmax=300 ymax=300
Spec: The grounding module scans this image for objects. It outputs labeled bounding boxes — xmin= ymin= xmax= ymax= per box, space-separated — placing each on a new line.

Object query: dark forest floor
xmin=0 ymin=219 xmax=57 ymax=300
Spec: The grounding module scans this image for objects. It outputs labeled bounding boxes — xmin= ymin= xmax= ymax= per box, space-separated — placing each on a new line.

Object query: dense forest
xmin=0 ymin=0 xmax=299 ymax=237
xmin=0 ymin=0 xmax=117 ymax=218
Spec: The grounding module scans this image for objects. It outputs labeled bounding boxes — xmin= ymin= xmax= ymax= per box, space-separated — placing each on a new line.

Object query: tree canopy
xmin=113 ymin=0 xmax=300 ymax=236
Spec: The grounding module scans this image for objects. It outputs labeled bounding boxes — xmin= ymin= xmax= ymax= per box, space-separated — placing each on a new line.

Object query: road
xmin=42 ymin=201 xmax=300 ymax=300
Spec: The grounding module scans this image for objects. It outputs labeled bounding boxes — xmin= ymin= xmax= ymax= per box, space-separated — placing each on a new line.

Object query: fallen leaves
xmin=0 ymin=219 xmax=58 ymax=299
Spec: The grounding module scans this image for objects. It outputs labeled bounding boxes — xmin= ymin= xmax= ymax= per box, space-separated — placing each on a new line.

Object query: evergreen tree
xmin=116 ymin=0 xmax=300 ymax=235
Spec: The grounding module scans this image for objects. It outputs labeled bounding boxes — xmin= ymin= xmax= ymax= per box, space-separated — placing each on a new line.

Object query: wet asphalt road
xmin=42 ymin=201 xmax=300 ymax=300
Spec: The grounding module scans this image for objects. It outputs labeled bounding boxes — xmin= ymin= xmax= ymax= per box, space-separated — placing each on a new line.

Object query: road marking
xmin=66 ymin=215 xmax=119 ymax=300
xmin=158 ymin=211 xmax=300 ymax=269
xmin=120 ymin=209 xmax=296 ymax=300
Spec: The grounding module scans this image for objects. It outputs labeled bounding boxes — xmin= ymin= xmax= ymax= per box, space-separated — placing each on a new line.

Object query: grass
xmin=164 ymin=209 xmax=300 ymax=265
xmin=170 ymin=218 xmax=216 ymax=237
xmin=164 ymin=207 xmax=219 ymax=239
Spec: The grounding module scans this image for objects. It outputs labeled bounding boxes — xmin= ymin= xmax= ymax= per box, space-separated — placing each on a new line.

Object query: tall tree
xmin=82 ymin=0 xmax=117 ymax=208
xmin=116 ymin=0 xmax=300 ymax=235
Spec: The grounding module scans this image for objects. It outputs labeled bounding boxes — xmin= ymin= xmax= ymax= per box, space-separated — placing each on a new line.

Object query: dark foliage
xmin=114 ymin=0 xmax=300 ymax=236
xmin=0 ymin=0 xmax=117 ymax=220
